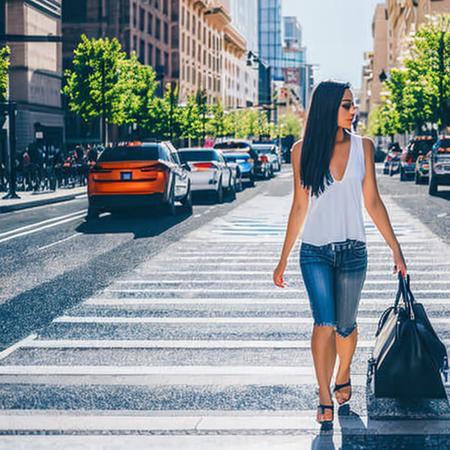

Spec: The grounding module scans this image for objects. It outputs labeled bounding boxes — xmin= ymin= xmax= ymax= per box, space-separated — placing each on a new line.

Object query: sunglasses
xmin=341 ymin=101 xmax=357 ymax=111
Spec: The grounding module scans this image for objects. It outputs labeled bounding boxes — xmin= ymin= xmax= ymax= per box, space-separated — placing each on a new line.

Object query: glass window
xmin=98 ymin=145 xmax=160 ymax=162
xmin=139 ymin=7 xmax=145 ymax=32
xmin=156 ymin=18 xmax=161 ymax=39
xmin=147 ymin=12 xmax=153 ymax=34
xmin=148 ymin=43 xmax=153 ymax=65
xmin=164 ymin=22 xmax=169 ymax=44
xmin=178 ymin=150 xmax=220 ymax=162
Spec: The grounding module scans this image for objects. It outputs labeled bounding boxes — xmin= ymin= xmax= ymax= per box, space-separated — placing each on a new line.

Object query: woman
xmin=273 ymin=80 xmax=407 ymax=425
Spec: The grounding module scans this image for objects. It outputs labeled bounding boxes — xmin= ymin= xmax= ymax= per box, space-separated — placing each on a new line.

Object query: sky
xmin=282 ymin=0 xmax=383 ymax=90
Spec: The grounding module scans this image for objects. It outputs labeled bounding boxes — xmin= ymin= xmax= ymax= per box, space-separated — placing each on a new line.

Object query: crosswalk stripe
xmin=84 ymin=297 xmax=450 ymax=306
xmin=0 ymin=412 xmax=449 ymax=433
xmin=15 ymin=339 xmax=450 ymax=349
xmin=105 ymin=288 xmax=450 ymax=294
xmin=53 ymin=316 xmax=450 ymax=325
xmin=0 ymin=366 xmax=317 ymax=375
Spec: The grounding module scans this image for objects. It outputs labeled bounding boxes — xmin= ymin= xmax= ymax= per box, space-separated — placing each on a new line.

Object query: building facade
xmin=172 ymin=1 xmax=226 ymax=104
xmin=387 ymin=0 xmax=450 ymax=68
xmin=282 ymin=16 xmax=313 ymax=109
xmin=62 ymin=0 xmax=173 ymax=144
xmin=360 ymin=0 xmax=450 ymax=126
xmin=258 ymin=0 xmax=283 ymax=81
xmin=221 ymin=0 xmax=258 ymax=107
xmin=3 ymin=0 xmax=63 ymax=154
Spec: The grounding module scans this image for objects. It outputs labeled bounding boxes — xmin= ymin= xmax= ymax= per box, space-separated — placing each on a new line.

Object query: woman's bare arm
xmin=361 ymin=137 xmax=407 ymax=275
xmin=273 ymin=141 xmax=310 ymax=287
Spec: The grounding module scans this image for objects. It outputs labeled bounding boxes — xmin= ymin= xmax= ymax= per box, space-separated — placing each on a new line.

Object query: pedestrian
xmin=273 ymin=80 xmax=407 ymax=425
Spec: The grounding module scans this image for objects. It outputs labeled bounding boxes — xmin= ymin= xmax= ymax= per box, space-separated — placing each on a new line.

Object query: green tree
xmin=277 ymin=113 xmax=303 ymax=140
xmin=63 ymin=35 xmax=128 ymax=144
xmin=180 ymin=94 xmax=202 ymax=144
xmin=404 ymin=14 xmax=450 ymax=130
xmin=207 ymin=100 xmax=226 ymax=138
xmin=147 ymin=82 xmax=181 ymax=140
xmin=0 ymin=46 xmax=10 ymax=103
xmin=121 ymin=52 xmax=158 ymax=136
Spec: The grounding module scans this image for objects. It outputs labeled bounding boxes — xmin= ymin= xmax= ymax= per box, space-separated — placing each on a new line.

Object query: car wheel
xmin=400 ymin=167 xmax=406 ymax=181
xmin=181 ymin=183 xmax=193 ymax=214
xmin=229 ymin=176 xmax=237 ymax=200
xmin=215 ymin=179 xmax=224 ymax=203
xmin=86 ymin=206 xmax=100 ymax=222
xmin=236 ymin=172 xmax=243 ymax=192
xmin=428 ymin=176 xmax=438 ymax=196
xmin=249 ymin=175 xmax=256 ymax=187
xmin=163 ymin=182 xmax=177 ymax=216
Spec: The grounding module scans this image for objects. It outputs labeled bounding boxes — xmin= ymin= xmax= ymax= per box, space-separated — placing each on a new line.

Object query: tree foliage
xmin=63 ymin=35 xmax=128 ymax=126
xmin=373 ymin=14 xmax=450 ymax=137
xmin=0 ymin=46 xmax=10 ymax=103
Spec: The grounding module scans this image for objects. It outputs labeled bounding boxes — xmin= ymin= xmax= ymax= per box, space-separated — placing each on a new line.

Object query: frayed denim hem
xmin=313 ymin=322 xmax=337 ymax=328
xmin=336 ymin=323 xmax=357 ymax=338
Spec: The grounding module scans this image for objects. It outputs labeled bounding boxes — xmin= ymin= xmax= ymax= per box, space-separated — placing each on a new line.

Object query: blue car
xmin=214 ymin=141 xmax=257 ymax=187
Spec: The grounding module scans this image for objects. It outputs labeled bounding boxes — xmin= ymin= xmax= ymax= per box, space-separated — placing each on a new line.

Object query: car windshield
xmin=253 ymin=146 xmax=274 ymax=153
xmin=224 ymin=153 xmax=249 ymax=160
xmin=411 ymin=140 xmax=434 ymax=155
xmin=214 ymin=142 xmax=250 ymax=150
xmin=178 ymin=150 xmax=220 ymax=162
xmin=98 ymin=145 xmax=160 ymax=162
xmin=436 ymin=139 xmax=450 ymax=152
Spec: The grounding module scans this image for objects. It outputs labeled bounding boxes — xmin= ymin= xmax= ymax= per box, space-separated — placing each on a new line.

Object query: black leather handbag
xmin=368 ymin=273 xmax=448 ymax=399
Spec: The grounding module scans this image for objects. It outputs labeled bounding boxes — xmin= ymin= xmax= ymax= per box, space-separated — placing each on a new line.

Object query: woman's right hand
xmin=273 ymin=260 xmax=288 ymax=288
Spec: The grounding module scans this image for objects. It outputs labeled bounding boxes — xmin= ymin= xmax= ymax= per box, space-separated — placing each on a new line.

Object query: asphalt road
xmin=0 ymin=164 xmax=449 ymax=448
xmin=0 ymin=181 xmax=267 ymax=350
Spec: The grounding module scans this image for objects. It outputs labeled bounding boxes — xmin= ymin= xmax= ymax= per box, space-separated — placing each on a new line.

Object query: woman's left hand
xmin=392 ymin=247 xmax=407 ymax=277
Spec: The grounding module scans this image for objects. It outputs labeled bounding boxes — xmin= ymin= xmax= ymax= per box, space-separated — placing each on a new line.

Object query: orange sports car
xmin=87 ymin=141 xmax=192 ymax=220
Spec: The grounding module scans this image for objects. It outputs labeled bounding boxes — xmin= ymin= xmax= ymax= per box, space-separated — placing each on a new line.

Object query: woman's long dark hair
xmin=300 ymin=80 xmax=351 ymax=197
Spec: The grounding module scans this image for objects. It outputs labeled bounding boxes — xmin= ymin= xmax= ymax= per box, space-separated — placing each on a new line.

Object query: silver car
xmin=177 ymin=148 xmax=236 ymax=203
xmin=252 ymin=144 xmax=282 ymax=174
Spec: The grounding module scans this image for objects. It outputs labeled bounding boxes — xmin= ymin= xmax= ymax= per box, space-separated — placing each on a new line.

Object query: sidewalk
xmin=0 ymin=186 xmax=87 ymax=213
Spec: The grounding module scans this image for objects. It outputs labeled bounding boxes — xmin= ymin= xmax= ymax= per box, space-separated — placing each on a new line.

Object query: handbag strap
xmin=395 ymin=272 xmax=414 ymax=318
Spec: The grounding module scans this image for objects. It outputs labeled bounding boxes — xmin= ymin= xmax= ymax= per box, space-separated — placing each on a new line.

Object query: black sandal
xmin=316 ymin=404 xmax=334 ymax=424
xmin=333 ymin=379 xmax=352 ymax=405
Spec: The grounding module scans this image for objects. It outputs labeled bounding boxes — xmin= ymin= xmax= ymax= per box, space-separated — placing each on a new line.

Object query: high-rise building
xmin=2 ymin=0 xmax=63 ymax=154
xmin=282 ymin=16 xmax=313 ymax=109
xmin=221 ymin=0 xmax=258 ymax=106
xmin=258 ymin=0 xmax=283 ymax=81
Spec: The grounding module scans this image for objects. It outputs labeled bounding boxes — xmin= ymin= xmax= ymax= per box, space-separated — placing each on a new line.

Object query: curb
xmin=0 ymin=192 xmax=86 ymax=214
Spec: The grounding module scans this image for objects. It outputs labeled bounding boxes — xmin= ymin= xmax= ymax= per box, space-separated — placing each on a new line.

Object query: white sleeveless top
xmin=301 ymin=132 xmax=366 ymax=246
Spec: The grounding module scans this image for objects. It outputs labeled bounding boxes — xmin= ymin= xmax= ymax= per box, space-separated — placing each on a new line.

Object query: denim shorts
xmin=299 ymin=239 xmax=368 ymax=337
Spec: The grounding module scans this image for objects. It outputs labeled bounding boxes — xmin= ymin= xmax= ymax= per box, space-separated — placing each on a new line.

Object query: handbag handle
xmin=394 ymin=272 xmax=414 ymax=318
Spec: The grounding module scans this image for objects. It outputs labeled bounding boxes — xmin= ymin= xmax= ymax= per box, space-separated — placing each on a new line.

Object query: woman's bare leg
xmin=311 ymin=325 xmax=337 ymax=421
xmin=334 ymin=327 xmax=358 ymax=403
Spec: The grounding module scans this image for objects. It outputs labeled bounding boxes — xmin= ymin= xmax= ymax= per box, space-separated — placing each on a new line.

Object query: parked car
xmin=429 ymin=136 xmax=450 ymax=195
xmin=400 ymin=136 xmax=435 ymax=181
xmin=414 ymin=151 xmax=431 ymax=184
xmin=87 ymin=141 xmax=192 ymax=220
xmin=177 ymin=148 xmax=238 ymax=202
xmin=383 ymin=142 xmax=402 ymax=175
xmin=252 ymin=143 xmax=282 ymax=173
xmin=213 ymin=140 xmax=257 ymax=186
